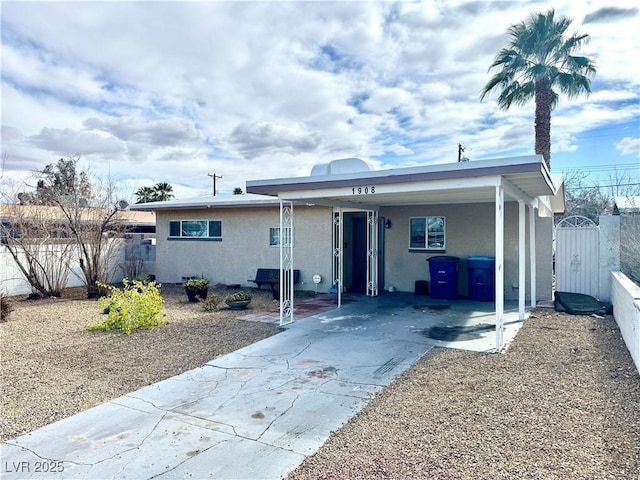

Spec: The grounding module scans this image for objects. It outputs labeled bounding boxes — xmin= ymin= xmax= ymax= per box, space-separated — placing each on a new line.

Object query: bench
xmin=249 ymin=268 xmax=300 ymax=292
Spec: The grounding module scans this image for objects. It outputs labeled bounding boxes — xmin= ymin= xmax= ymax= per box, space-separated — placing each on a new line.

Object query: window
xmin=269 ymin=227 xmax=292 ymax=246
xmin=168 ymin=220 xmax=222 ymax=240
xmin=410 ymin=216 xmax=445 ymax=250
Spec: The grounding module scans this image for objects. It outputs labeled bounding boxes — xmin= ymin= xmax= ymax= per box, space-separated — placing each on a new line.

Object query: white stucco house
xmin=131 ymin=155 xmax=564 ymax=348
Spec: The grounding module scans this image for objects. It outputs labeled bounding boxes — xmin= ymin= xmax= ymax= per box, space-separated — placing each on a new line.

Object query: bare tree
xmin=14 ymin=157 xmax=128 ymax=298
xmin=556 ymin=170 xmax=609 ymax=224
xmin=0 ymin=203 xmax=74 ymax=297
xmin=607 ymin=169 xmax=640 ymax=284
xmin=39 ymin=160 xmax=127 ymax=297
xmin=559 ymin=168 xmax=640 ymax=283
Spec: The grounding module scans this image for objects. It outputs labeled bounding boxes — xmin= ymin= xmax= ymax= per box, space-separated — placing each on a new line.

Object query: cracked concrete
xmin=0 ymin=293 xmax=526 ymax=479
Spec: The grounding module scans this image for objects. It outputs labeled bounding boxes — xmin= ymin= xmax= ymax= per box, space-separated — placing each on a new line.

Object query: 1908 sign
xmin=351 ymin=186 xmax=376 ymax=195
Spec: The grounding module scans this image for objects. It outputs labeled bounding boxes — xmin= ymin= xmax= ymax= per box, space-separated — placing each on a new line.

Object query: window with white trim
xmin=409 ymin=216 xmax=445 ymax=250
xmin=269 ymin=227 xmax=292 ymax=247
xmin=168 ymin=220 xmax=222 ymax=239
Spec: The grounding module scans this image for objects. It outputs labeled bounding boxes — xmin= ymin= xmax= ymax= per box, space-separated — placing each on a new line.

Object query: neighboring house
xmin=132 ymin=156 xmax=564 ymax=327
xmin=0 ymin=205 xmax=156 ymax=295
xmin=0 ymin=204 xmax=156 ymax=238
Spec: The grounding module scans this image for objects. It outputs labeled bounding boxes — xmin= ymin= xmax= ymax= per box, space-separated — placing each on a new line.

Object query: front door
xmin=333 ymin=208 xmax=378 ymax=302
xmin=350 ymin=215 xmax=367 ymax=293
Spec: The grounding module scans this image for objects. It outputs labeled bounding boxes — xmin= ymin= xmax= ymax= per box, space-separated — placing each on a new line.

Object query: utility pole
xmin=458 ymin=144 xmax=465 ymax=162
xmin=208 ymin=173 xmax=222 ymax=196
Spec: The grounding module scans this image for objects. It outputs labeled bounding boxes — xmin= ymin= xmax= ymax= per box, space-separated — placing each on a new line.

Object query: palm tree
xmin=153 ymin=182 xmax=174 ymax=201
xmin=480 ymin=9 xmax=596 ymax=168
xmin=135 ymin=186 xmax=155 ymax=204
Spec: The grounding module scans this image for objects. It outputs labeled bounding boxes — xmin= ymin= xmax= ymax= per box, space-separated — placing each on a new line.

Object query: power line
xmin=568 ymin=182 xmax=640 ymax=190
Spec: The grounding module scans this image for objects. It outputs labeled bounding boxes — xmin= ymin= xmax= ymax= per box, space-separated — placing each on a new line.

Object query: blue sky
xmin=1 ymin=1 xmax=638 ymax=201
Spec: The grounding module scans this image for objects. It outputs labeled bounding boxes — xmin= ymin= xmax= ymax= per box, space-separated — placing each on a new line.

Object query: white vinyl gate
xmin=555 ymin=216 xmax=600 ymax=298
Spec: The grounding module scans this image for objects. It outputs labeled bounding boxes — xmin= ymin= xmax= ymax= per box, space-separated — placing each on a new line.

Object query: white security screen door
xmin=366 ymin=210 xmax=379 ymax=296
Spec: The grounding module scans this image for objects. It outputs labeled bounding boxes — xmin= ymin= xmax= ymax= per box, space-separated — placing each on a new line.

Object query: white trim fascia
xmin=537 ymin=196 xmax=554 ymax=217
xmin=129 ymin=194 xmax=280 ymax=211
xmin=500 ymin=177 xmax=535 ymax=205
xmin=280 ymin=197 xmax=380 ymax=211
xmin=278 ymin=176 xmax=502 ymax=202
xmin=248 ymin=155 xmax=544 ymax=188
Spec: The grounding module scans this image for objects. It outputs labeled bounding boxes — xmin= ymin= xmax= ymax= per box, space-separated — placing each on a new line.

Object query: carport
xmin=247 ymin=155 xmax=564 ymax=351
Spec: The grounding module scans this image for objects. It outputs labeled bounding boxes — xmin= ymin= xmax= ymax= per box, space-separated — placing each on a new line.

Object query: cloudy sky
xmin=1 ymin=0 xmax=638 ymax=201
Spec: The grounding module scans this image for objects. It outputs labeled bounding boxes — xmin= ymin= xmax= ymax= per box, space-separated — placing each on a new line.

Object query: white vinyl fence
xmin=611 ymin=272 xmax=640 ymax=373
xmin=0 ymin=239 xmax=129 ymax=296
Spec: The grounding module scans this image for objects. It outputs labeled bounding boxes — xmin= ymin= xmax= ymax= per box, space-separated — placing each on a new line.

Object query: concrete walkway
xmin=1 ymin=293 xmax=526 ymax=480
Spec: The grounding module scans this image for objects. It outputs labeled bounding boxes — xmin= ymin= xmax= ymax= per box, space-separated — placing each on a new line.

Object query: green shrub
xmin=225 ymin=290 xmax=252 ymax=302
xmin=184 ymin=278 xmax=210 ymax=290
xmin=0 ymin=293 xmax=13 ymax=323
xmin=87 ymin=278 xmax=167 ymax=334
xmin=200 ymin=294 xmax=222 ymax=312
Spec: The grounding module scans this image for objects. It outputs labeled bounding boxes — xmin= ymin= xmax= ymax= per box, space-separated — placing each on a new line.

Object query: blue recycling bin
xmin=467 ymin=256 xmax=495 ymax=301
xmin=427 ymin=256 xmax=459 ymax=300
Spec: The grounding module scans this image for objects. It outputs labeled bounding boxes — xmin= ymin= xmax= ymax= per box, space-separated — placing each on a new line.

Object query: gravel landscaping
xmin=288 ymin=309 xmax=640 ymax=479
xmin=2 ymin=286 xmax=638 ymax=479
xmin=0 ymin=284 xmax=282 ymax=442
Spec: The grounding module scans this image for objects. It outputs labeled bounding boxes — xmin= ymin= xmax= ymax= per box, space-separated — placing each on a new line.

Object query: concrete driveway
xmin=1 ymin=293 xmax=526 ymax=480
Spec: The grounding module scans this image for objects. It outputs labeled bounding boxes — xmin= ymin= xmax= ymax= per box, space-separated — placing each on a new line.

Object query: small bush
xmin=1 ymin=293 xmax=13 ymax=323
xmin=226 ymin=290 xmax=252 ymax=302
xmin=184 ymin=278 xmax=210 ymax=290
xmin=200 ymin=294 xmax=222 ymax=312
xmin=87 ymin=278 xmax=167 ymax=334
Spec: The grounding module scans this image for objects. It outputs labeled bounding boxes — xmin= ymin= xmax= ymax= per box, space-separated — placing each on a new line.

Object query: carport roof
xmin=246 ymin=155 xmax=561 ymax=209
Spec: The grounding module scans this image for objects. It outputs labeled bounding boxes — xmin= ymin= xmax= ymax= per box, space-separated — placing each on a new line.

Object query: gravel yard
xmin=288 ymin=310 xmax=640 ymax=480
xmin=2 ymin=287 xmax=639 ymax=479
xmin=0 ymin=284 xmax=281 ymax=442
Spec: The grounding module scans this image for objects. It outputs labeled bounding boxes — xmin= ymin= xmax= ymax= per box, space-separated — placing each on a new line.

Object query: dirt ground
xmin=2 ymin=287 xmax=638 ymax=479
xmin=287 ymin=309 xmax=640 ymax=480
xmin=0 ymin=284 xmax=282 ymax=442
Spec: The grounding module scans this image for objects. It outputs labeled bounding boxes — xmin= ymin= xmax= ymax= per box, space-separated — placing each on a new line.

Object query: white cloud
xmin=0 ymin=0 xmax=638 ymax=197
xmin=615 ymin=137 xmax=640 ymax=156
xmin=28 ymin=128 xmax=124 ymax=156
xmin=229 ymin=122 xmax=322 ymax=159
xmin=83 ymin=115 xmax=203 ymax=147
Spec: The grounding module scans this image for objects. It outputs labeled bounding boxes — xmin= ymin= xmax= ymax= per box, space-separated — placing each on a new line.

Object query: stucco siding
xmin=380 ymin=203 xmax=553 ymax=301
xmin=155 ymin=206 xmax=333 ymax=291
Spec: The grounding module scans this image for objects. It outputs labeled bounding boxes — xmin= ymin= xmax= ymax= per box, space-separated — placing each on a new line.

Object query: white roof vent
xmin=310 ymin=158 xmax=372 ymax=176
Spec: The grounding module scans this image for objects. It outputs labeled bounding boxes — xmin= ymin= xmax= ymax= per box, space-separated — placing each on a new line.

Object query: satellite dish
xmin=117 ymin=200 xmax=129 ymax=210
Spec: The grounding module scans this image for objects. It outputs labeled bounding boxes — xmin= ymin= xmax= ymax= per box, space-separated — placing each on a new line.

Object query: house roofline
xmin=247 ymin=155 xmax=556 ymax=196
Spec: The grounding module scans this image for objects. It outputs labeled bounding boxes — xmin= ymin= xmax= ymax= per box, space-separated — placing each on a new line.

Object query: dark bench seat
xmin=249 ymin=268 xmax=300 ymax=291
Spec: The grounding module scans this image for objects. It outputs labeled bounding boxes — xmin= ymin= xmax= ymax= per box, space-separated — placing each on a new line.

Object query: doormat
xmin=423 ymin=323 xmax=494 ymax=341
xmin=554 ymin=291 xmax=612 ymax=316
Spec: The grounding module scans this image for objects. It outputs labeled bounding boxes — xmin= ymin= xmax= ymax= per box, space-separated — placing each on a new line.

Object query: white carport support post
xmin=333 ymin=208 xmax=343 ymax=307
xmin=518 ymin=200 xmax=526 ymax=320
xmin=495 ymin=185 xmax=504 ymax=351
xmin=366 ymin=210 xmax=379 ymax=296
xmin=279 ymin=200 xmax=294 ymax=326
xmin=529 ymin=204 xmax=537 ymax=308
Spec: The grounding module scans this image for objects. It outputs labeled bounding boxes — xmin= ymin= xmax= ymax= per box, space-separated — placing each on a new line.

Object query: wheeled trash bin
xmin=467 ymin=256 xmax=495 ymax=301
xmin=427 ymin=256 xmax=460 ymax=299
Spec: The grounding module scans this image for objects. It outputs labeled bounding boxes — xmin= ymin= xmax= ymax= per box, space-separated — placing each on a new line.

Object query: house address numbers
xmin=351 ymin=186 xmax=376 ymax=195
